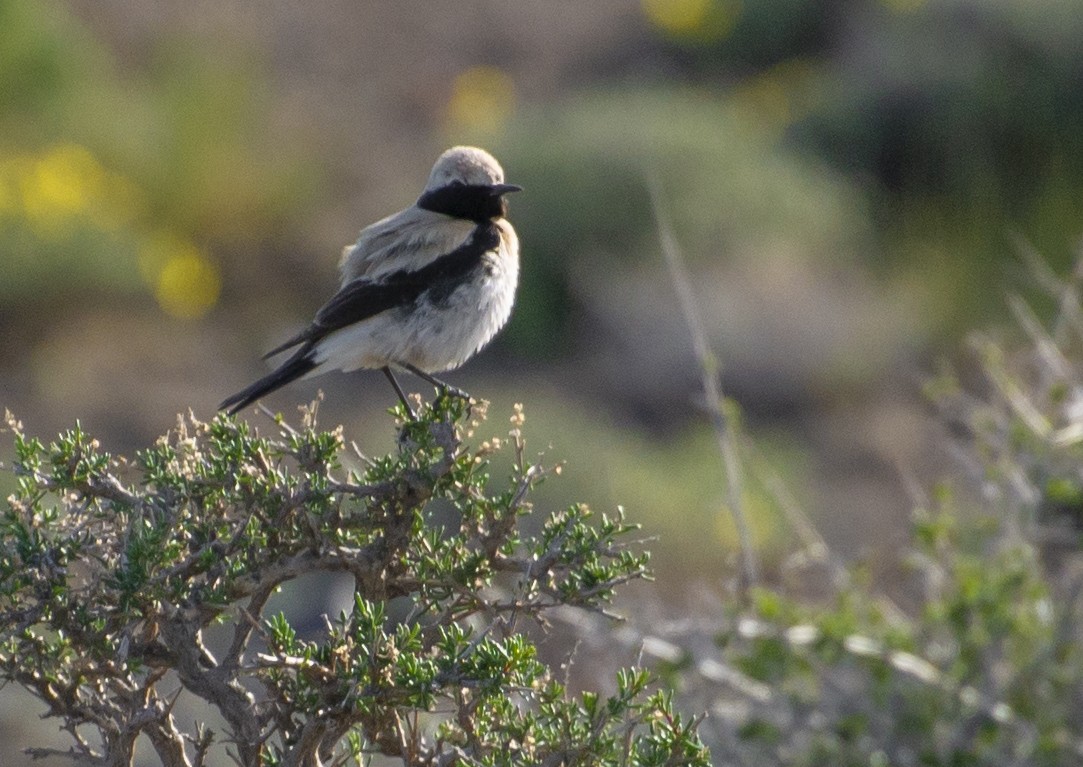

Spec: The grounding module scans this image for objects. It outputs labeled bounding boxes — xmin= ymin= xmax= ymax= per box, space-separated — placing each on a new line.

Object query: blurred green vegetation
xmin=455 ymin=0 xmax=1083 ymax=352
xmin=697 ymin=268 xmax=1083 ymax=764
xmin=470 ymin=390 xmax=805 ymax=582
xmin=0 ymin=0 xmax=315 ymax=319
xmin=4 ymin=0 xmax=1080 ymax=350
xmin=486 ymin=88 xmax=875 ymax=356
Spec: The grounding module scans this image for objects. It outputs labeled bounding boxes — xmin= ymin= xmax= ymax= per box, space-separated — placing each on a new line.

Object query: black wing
xmin=262 ymin=222 xmax=498 ymax=359
xmin=219 ymin=223 xmax=499 ymax=414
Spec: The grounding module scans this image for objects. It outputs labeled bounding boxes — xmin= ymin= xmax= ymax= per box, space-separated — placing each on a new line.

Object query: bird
xmin=219 ymin=146 xmax=521 ymax=417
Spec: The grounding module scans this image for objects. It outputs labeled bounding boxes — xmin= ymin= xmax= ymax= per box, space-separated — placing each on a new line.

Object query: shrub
xmin=0 ymin=397 xmax=709 ymax=767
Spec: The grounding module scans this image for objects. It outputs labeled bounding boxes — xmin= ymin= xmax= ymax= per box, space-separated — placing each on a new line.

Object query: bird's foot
xmin=437 ymin=383 xmax=471 ymax=402
xmin=403 ymin=363 xmax=472 ymax=403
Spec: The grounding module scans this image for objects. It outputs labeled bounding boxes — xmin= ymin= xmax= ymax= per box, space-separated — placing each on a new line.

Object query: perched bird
xmin=220 ymin=146 xmax=521 ymax=416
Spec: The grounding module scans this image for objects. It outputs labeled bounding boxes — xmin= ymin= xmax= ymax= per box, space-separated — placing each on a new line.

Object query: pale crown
xmin=423 ymin=146 xmax=506 ymax=192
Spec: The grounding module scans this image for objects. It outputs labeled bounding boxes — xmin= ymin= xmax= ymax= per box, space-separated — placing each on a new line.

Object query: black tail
xmin=219 ymin=347 xmax=318 ymax=415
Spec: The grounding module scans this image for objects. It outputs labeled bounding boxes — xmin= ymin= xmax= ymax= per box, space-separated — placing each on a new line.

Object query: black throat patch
xmin=416 ymin=183 xmax=507 ymax=222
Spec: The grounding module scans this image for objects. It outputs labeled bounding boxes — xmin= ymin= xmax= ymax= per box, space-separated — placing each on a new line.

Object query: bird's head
xmin=416 ymin=147 xmax=521 ymax=221
xmin=423 ymin=146 xmax=521 ymax=197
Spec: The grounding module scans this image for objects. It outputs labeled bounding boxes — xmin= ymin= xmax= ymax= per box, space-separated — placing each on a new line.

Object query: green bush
xmin=0 ymin=397 xmax=709 ymax=766
xmin=647 ymin=264 xmax=1083 ymax=765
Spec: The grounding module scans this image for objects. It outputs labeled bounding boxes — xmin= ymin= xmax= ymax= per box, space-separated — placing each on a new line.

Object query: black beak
xmin=490 ymin=183 xmax=522 ymax=196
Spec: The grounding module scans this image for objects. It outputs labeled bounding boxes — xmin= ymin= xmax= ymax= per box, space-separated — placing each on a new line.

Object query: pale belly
xmin=311 ymin=255 xmax=517 ymax=375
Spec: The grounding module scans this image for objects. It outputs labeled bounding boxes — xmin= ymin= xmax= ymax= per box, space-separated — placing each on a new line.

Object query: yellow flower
xmin=642 ymin=0 xmax=740 ymax=43
xmin=19 ymin=144 xmax=104 ymax=236
xmin=446 ymin=66 xmax=516 ymax=136
xmin=140 ymin=231 xmax=221 ymax=320
xmin=4 ymin=143 xmax=143 ymax=238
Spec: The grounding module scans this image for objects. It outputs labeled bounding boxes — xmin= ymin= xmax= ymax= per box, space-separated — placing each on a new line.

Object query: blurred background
xmin=2 ymin=0 xmax=1083 ymax=761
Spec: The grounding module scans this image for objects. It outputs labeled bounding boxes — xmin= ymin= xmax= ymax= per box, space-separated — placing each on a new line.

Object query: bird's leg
xmin=402 ymin=363 xmax=472 ymax=401
xmin=382 ymin=366 xmax=417 ymax=420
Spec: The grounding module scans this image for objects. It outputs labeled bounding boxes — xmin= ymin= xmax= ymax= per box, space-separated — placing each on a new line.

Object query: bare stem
xmin=646 ymin=171 xmax=758 ymax=592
